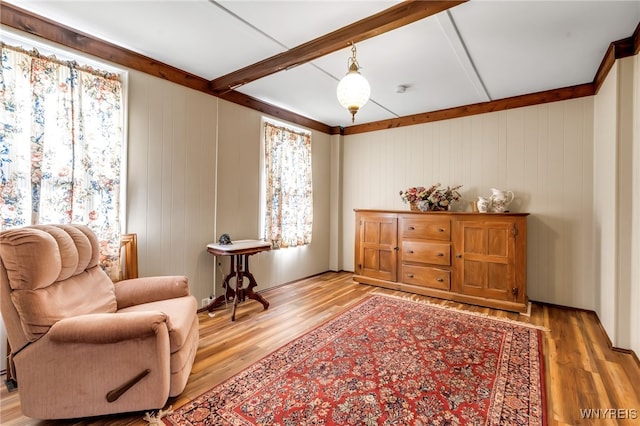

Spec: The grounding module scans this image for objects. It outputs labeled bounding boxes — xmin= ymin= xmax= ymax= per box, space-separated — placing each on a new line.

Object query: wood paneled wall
xmin=213 ymin=100 xmax=332 ymax=298
xmin=593 ymin=62 xmax=619 ymax=344
xmin=126 ymin=70 xmax=218 ymax=301
xmin=341 ymin=97 xmax=596 ymax=309
xmin=633 ymin=53 xmax=640 ymax=358
xmin=593 ymin=55 xmax=640 ymax=354
xmin=126 ymin=74 xmax=334 ymax=304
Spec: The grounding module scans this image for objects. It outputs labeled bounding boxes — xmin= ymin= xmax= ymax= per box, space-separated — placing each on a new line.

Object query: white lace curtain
xmin=0 ymin=43 xmax=124 ymax=279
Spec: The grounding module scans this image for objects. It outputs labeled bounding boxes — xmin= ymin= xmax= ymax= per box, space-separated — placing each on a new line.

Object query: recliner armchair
xmin=0 ymin=224 xmax=199 ymax=419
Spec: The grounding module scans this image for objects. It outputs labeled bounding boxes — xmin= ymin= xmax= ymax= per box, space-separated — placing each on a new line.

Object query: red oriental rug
xmin=164 ymin=294 xmax=546 ymax=425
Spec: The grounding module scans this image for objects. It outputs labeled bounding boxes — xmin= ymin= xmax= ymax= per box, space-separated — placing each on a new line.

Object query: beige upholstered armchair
xmin=0 ymin=224 xmax=199 ymax=420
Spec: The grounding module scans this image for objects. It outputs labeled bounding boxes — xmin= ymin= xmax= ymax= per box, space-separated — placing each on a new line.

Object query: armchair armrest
xmin=114 ymin=275 xmax=189 ymax=309
xmin=48 ymin=312 xmax=168 ymax=344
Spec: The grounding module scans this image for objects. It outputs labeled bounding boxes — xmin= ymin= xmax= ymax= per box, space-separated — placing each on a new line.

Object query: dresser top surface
xmin=354 ymin=209 xmax=529 ymax=216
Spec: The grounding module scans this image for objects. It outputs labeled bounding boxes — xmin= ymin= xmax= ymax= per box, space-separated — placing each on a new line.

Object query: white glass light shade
xmin=336 ymin=70 xmax=370 ymax=122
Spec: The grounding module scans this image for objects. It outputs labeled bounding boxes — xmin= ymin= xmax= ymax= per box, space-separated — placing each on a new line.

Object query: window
xmin=0 ymin=41 xmax=125 ymax=279
xmin=262 ymin=120 xmax=312 ymax=248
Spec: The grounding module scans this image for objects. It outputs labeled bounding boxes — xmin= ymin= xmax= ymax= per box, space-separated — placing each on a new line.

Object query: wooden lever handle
xmin=106 ymin=369 xmax=150 ymax=403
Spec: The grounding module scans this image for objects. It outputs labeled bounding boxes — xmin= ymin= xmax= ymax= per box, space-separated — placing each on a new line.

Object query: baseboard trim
xmin=258 ymin=270 xmax=348 ymax=294
xmin=531 ymin=299 xmax=640 ymax=368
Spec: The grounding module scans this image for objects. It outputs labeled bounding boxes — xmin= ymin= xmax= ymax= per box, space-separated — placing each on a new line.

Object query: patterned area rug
xmin=165 ymin=294 xmax=546 ymax=425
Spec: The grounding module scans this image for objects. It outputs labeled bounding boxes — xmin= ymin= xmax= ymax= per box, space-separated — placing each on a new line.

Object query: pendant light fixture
xmin=336 ymin=43 xmax=370 ymax=123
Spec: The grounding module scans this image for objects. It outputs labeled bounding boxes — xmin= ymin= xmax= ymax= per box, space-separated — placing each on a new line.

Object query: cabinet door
xmin=454 ymin=218 xmax=522 ymax=302
xmin=355 ymin=213 xmax=398 ymax=281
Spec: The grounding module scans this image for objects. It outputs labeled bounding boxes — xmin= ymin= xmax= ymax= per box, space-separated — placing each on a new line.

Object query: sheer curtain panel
xmin=1 ymin=43 xmax=124 ymax=279
xmin=263 ymin=121 xmax=313 ymax=248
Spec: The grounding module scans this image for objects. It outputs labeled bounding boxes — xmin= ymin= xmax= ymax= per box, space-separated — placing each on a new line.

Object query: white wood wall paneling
xmin=593 ymin=63 xmax=618 ymax=343
xmin=127 ymin=70 xmax=217 ymax=301
xmin=632 ymin=54 xmax=640 ymax=358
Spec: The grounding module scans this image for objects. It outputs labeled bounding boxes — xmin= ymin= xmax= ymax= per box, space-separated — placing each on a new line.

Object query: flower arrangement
xmin=400 ymin=183 xmax=463 ymax=211
xmin=399 ymin=186 xmax=429 ymax=204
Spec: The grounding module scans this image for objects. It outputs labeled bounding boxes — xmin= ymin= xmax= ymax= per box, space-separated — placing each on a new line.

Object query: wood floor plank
xmin=1 ymin=271 xmax=638 ymax=425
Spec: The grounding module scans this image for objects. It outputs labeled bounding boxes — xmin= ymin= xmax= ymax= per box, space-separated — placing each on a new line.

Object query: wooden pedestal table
xmin=201 ymin=239 xmax=272 ymax=321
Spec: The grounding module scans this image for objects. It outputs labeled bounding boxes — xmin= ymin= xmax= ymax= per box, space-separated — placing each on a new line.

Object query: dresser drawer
xmin=402 ymin=241 xmax=451 ymax=265
xmin=400 ymin=217 xmax=451 ymax=241
xmin=401 ymin=265 xmax=451 ymax=290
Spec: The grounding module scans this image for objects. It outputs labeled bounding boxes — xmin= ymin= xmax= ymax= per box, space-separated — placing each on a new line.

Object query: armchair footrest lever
xmin=106 ymin=369 xmax=151 ymax=402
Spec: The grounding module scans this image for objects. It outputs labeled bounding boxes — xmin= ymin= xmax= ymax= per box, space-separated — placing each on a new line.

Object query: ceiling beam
xmin=217 ymin=90 xmax=332 ymax=134
xmin=209 ymin=0 xmax=468 ymax=93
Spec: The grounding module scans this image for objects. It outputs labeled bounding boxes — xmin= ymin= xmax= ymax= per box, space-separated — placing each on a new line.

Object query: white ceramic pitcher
xmin=477 ymin=196 xmax=491 ymax=213
xmin=489 ymin=188 xmax=514 ymax=212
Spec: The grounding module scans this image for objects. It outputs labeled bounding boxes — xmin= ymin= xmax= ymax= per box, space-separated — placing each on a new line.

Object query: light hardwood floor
xmin=1 ymin=271 xmax=639 ymax=425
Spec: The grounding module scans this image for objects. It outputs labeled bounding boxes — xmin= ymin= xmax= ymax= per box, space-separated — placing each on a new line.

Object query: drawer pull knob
xmin=438 ymin=228 xmax=445 ymax=232
xmin=407 ymin=273 xmax=414 ymax=278
xmin=456 ymin=254 xmax=462 ymax=258
xmin=407 ymin=250 xmax=414 ymax=254
xmin=437 ymin=252 xmax=444 ymax=257
xmin=436 ymin=277 xmax=444 ymax=282
xmin=408 ymin=226 xmax=415 ymax=230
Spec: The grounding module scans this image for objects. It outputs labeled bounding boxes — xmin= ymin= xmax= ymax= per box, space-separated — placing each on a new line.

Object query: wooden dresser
xmin=354 ymin=209 xmax=529 ymax=313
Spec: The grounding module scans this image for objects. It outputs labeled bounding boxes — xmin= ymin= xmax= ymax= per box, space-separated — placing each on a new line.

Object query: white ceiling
xmin=3 ymin=0 xmax=640 ymax=128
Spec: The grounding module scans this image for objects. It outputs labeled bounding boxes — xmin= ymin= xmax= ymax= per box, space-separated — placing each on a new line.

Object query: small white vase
xmin=477 ymin=197 xmax=490 ymax=213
